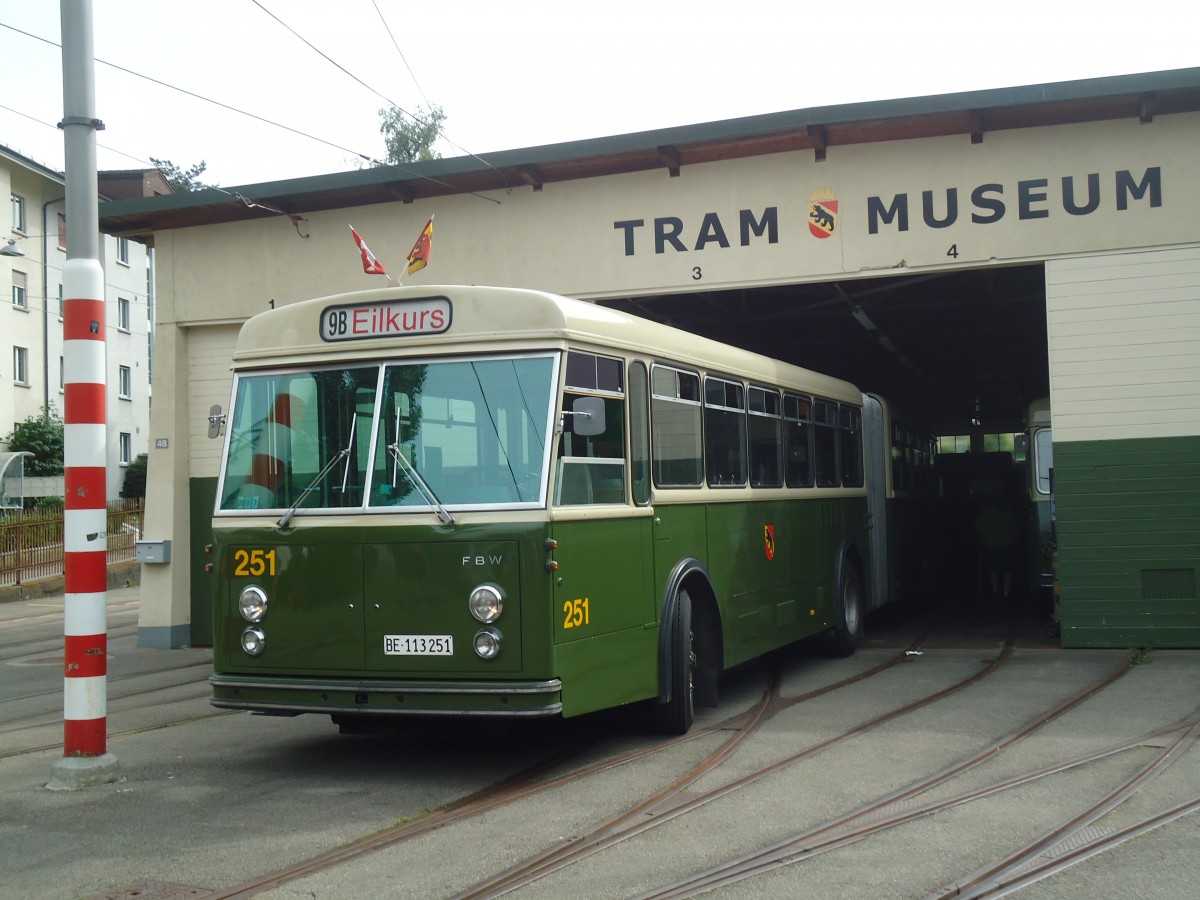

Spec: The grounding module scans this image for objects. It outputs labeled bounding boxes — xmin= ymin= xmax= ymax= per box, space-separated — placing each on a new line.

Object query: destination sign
xmin=320 ymin=296 xmax=452 ymax=342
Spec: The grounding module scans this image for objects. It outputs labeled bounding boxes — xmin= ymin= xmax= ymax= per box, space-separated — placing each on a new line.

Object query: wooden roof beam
xmin=657 ymin=144 xmax=682 ymax=177
xmin=968 ymin=110 xmax=985 ymax=144
xmin=518 ymin=165 xmax=544 ymax=191
xmin=806 ymin=125 xmax=827 ymax=162
xmin=1140 ymin=93 xmax=1155 ymax=123
xmin=383 ymin=183 xmax=415 ymax=204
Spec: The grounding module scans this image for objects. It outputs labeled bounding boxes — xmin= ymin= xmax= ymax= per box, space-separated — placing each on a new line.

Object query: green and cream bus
xmin=209 ymin=285 xmax=871 ymax=734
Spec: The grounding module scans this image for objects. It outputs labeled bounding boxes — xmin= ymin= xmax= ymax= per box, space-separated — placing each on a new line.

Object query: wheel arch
xmin=834 ymin=536 xmax=870 ymax=613
xmin=657 ymin=557 xmax=722 ymax=706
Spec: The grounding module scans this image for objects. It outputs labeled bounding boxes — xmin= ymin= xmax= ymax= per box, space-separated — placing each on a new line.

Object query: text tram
xmin=209 ymin=285 xmax=871 ymax=734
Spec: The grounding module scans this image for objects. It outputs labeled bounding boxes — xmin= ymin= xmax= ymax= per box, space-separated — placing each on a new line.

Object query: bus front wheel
xmin=654 ymin=588 xmax=695 ymax=735
xmin=829 ymin=561 xmax=864 ymax=657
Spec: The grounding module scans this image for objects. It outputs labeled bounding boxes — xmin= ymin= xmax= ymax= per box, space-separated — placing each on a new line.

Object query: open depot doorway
xmin=600 ymin=264 xmax=1058 ymax=646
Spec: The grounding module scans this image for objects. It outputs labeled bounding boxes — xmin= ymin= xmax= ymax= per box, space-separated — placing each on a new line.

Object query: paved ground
xmin=2 ymin=587 xmax=1197 ymax=899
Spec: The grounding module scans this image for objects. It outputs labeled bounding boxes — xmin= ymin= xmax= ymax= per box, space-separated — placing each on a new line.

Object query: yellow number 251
xmin=562 ymin=597 xmax=590 ymax=629
xmin=234 ymin=548 xmax=276 ymax=577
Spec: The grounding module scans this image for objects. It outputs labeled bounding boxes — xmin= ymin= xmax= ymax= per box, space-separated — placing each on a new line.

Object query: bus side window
xmin=704 ymin=376 xmax=746 ymax=486
xmin=784 ymin=393 xmax=813 ymax=488
xmin=813 ymin=399 xmax=840 ymax=487
xmin=840 ymin=405 xmax=864 ymax=487
xmin=651 ymin=365 xmax=703 ymax=487
xmin=557 ymin=391 xmax=626 ymax=505
xmin=748 ymin=386 xmax=782 ymax=487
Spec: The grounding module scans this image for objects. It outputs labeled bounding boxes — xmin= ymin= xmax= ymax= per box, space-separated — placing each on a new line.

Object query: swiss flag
xmin=350 ymin=225 xmax=388 ymax=275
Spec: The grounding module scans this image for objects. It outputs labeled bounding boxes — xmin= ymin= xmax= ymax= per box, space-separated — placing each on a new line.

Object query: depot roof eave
xmin=99 ymin=66 xmax=1200 ymax=245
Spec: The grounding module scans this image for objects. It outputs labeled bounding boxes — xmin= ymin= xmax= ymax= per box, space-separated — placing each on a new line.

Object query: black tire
xmin=829 ymin=561 xmax=864 ymax=657
xmin=653 ymin=588 xmax=695 ymax=735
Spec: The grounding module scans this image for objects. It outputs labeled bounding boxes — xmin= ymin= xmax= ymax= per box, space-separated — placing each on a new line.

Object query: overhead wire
xmin=0 ymin=19 xmax=503 ymax=202
xmin=249 ymin=0 xmax=509 ymax=189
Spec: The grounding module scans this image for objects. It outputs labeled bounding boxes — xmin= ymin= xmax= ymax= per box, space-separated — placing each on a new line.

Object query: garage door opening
xmin=600 ymin=263 xmax=1057 ymax=645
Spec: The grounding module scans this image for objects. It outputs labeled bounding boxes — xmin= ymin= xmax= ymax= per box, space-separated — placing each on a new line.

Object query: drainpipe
xmin=42 ymin=196 xmax=65 ymax=412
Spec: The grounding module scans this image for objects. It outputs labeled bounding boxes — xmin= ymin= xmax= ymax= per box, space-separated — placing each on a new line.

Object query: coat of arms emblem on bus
xmin=764 ymin=524 xmax=776 ymax=560
xmin=808 ymin=189 xmax=838 ymax=239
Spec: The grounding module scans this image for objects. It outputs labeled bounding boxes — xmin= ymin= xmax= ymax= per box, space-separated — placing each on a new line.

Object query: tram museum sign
xmin=613 ymin=166 xmax=1162 ymax=260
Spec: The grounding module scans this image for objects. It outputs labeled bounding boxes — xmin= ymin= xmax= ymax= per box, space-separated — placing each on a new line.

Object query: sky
xmin=1 ymin=0 xmax=1197 ymax=189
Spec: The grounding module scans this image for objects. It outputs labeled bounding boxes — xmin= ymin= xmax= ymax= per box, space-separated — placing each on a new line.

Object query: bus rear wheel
xmin=828 ymin=561 xmax=864 ymax=657
xmin=653 ymin=588 xmax=695 ymax=735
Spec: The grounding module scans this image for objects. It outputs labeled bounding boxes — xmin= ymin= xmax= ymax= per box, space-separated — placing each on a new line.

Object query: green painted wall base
xmin=1056 ymin=436 xmax=1200 ymax=648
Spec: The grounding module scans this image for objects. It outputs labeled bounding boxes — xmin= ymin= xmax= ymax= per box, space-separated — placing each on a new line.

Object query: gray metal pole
xmin=59 ymin=0 xmax=100 ymax=262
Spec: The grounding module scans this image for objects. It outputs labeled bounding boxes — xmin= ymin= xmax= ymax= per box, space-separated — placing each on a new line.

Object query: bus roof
xmin=233 ymin=284 xmax=863 ymax=403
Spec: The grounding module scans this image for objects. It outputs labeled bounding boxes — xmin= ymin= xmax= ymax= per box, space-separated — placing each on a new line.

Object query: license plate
xmin=383 ymin=634 xmax=453 ymax=656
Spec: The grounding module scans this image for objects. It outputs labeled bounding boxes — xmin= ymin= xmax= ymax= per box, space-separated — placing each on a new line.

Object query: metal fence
xmin=0 ymin=498 xmax=144 ymax=587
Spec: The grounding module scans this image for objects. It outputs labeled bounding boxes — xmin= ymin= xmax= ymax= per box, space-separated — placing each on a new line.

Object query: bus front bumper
xmin=209 ymin=674 xmax=563 ymax=718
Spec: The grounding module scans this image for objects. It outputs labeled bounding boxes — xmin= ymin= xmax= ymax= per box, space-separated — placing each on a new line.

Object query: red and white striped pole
xmin=49 ymin=0 xmax=119 ymax=789
xmin=61 ymin=260 xmax=111 ymax=751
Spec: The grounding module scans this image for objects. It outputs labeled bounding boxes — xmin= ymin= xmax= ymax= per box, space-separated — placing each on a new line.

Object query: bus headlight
xmin=473 ymin=627 xmax=502 ymax=659
xmin=468 ymin=584 xmax=504 ymax=623
xmin=239 ymin=585 xmax=269 ymax=622
xmin=240 ymin=626 xmax=266 ymax=656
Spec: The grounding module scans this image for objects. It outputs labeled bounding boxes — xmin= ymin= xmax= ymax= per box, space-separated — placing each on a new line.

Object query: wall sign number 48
xmin=563 ymin=597 xmax=590 ymax=629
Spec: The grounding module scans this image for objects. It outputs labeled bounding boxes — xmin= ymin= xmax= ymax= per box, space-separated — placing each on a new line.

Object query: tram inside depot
xmin=599 ymin=263 xmax=1056 ymax=642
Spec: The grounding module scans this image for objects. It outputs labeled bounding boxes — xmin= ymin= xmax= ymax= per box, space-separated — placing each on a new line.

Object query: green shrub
xmin=5 ymin=409 xmax=65 ymax=476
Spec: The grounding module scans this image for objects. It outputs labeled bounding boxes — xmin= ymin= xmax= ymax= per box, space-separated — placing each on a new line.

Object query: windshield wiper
xmin=277 ymin=448 xmax=350 ymax=530
xmin=387 ymin=442 xmax=455 ymax=526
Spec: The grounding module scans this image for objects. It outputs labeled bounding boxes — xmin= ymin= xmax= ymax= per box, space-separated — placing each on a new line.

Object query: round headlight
xmin=240 ymin=626 xmax=266 ymax=656
xmin=473 ymin=627 xmax=502 ymax=659
xmin=468 ymin=584 xmax=504 ymax=623
xmin=239 ymin=585 xmax=269 ymax=623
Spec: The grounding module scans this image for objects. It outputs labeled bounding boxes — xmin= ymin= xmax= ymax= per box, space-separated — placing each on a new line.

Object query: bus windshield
xmin=217 ymin=355 xmax=556 ymax=513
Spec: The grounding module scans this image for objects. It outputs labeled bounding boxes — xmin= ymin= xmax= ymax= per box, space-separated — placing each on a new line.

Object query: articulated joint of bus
xmin=208 ymin=674 xmax=564 ymax=718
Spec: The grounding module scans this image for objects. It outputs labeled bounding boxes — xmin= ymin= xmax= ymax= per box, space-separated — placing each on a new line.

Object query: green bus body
xmin=209 ymin=286 xmax=870 ymax=730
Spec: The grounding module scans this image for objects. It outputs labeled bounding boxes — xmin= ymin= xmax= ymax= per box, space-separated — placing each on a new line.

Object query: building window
xmin=119 ymin=432 xmax=132 ymax=464
xmin=11 ymin=195 xmax=26 ymax=232
xmin=57 ymin=212 xmax=67 ymax=249
xmin=116 ymin=237 xmax=130 ymax=265
xmin=11 ymin=271 xmax=27 ymax=308
xmin=57 ymin=284 xmax=63 ymax=319
xmin=119 ymin=365 xmax=132 ymax=398
xmin=13 ymin=346 xmax=29 ymax=385
xmin=59 ymin=356 xmax=65 ymax=392
xmin=118 ymin=296 xmax=131 ymax=331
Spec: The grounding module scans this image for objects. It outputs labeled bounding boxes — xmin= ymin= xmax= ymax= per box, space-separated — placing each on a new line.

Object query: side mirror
xmin=207 ymin=404 xmax=226 ymax=439
xmin=570 ymin=397 xmax=606 ymax=436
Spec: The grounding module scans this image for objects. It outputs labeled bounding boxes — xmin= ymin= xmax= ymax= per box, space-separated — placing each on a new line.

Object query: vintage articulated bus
xmin=208 ymin=285 xmax=871 ymax=734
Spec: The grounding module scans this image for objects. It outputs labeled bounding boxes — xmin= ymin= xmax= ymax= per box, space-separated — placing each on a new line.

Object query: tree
xmin=376 ymin=103 xmax=445 ymax=165
xmin=120 ymin=454 xmax=148 ymax=499
xmin=5 ymin=409 xmax=65 ymax=476
xmin=150 ymin=157 xmax=214 ymax=192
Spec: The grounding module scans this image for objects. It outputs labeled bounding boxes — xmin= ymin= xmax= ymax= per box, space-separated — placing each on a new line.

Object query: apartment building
xmin=3 ymin=144 xmax=163 ymax=501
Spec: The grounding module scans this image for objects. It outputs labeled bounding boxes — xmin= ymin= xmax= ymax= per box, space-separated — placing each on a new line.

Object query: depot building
xmin=100 ymin=68 xmax=1200 ymax=651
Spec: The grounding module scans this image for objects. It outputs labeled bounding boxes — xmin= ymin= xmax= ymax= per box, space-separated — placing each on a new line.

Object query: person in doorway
xmin=974 ymin=494 xmax=1018 ymax=600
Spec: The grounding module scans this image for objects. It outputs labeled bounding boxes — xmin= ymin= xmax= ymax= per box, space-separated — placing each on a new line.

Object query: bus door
xmin=549 ymin=379 xmax=656 ymax=708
